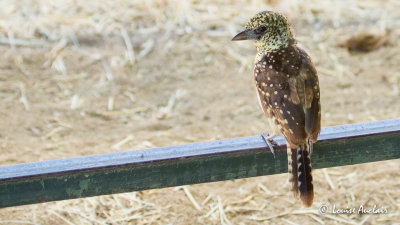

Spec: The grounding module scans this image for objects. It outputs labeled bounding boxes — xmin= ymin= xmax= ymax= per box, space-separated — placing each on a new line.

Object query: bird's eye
xmin=255 ymin=26 xmax=267 ymax=34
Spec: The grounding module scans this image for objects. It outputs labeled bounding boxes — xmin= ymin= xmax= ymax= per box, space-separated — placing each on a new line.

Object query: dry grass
xmin=0 ymin=0 xmax=399 ymax=224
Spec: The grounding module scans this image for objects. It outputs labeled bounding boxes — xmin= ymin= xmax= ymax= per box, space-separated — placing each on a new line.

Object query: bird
xmin=232 ymin=11 xmax=321 ymax=207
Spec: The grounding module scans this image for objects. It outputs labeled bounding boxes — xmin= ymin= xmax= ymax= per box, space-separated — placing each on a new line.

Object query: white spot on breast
xmin=286 ymin=74 xmax=290 ymax=78
xmin=256 ymin=69 xmax=259 ymax=73
xmin=261 ymin=82 xmax=266 ymax=86
xmin=266 ymin=92 xmax=270 ymax=96
xmin=284 ymin=94 xmax=288 ymax=98
xmin=286 ymin=60 xmax=289 ymax=63
xmin=274 ymin=91 xmax=278 ymax=95
xmin=287 ymin=110 xmax=291 ymax=114
xmin=279 ymin=109 xmax=283 ymax=113
xmin=284 ymin=119 xmax=288 ymax=124
xmin=270 ymin=84 xmax=273 ymax=87
xmin=269 ymin=65 xmax=273 ymax=69
xmin=289 ymin=129 xmax=294 ymax=134
xmin=267 ymin=77 xmax=270 ymax=80
xmin=274 ymin=102 xmax=278 ymax=106
xmin=263 ymin=61 xmax=266 ymax=65
xmin=291 ymin=116 xmax=295 ymax=120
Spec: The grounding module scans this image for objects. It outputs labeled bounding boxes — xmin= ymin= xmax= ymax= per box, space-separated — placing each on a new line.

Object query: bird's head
xmin=232 ymin=11 xmax=295 ymax=53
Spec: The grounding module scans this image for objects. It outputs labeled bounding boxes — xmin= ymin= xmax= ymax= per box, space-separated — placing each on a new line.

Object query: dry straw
xmin=0 ymin=0 xmax=399 ymax=224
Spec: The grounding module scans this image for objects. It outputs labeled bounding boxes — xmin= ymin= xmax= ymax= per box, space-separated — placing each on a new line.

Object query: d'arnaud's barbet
xmin=233 ymin=11 xmax=321 ymax=207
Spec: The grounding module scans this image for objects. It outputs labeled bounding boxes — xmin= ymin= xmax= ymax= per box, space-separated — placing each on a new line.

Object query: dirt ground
xmin=0 ymin=0 xmax=399 ymax=224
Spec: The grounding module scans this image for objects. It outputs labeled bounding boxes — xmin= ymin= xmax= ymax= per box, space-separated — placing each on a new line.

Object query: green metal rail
xmin=1 ymin=119 xmax=399 ymax=208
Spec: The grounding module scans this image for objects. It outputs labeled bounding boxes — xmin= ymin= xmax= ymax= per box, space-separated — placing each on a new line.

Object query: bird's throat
xmin=255 ymin=43 xmax=285 ymax=62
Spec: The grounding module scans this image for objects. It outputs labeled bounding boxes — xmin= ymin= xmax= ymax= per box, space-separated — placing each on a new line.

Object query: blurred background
xmin=0 ymin=0 xmax=399 ymax=224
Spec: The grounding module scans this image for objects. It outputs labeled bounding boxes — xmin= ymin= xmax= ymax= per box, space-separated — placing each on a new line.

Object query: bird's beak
xmin=232 ymin=29 xmax=256 ymax=41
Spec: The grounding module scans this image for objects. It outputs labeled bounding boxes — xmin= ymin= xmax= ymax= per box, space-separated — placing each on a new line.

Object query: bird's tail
xmin=287 ymin=141 xmax=314 ymax=207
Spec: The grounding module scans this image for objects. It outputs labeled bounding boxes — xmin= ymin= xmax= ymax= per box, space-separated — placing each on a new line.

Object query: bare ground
xmin=0 ymin=0 xmax=399 ymax=224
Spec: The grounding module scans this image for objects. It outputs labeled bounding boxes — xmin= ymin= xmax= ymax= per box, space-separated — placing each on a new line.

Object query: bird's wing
xmin=299 ymin=51 xmax=321 ymax=142
xmin=255 ymin=65 xmax=307 ymax=147
xmin=255 ymin=46 xmax=321 ymax=147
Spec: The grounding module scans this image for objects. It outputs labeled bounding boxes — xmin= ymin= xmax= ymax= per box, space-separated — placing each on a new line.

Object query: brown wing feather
xmin=299 ymin=50 xmax=321 ymax=142
xmin=255 ymin=45 xmax=321 ymax=148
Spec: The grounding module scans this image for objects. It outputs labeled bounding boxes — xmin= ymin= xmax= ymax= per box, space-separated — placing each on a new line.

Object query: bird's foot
xmin=261 ymin=132 xmax=278 ymax=158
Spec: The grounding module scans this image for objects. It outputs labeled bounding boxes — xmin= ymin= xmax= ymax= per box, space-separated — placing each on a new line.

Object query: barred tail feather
xmin=287 ymin=142 xmax=314 ymax=207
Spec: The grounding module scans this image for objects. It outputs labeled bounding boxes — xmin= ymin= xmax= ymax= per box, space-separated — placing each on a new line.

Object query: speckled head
xmin=232 ymin=11 xmax=295 ymax=56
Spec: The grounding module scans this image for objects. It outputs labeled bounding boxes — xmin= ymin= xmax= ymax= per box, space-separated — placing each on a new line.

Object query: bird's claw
xmin=261 ymin=132 xmax=278 ymax=158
